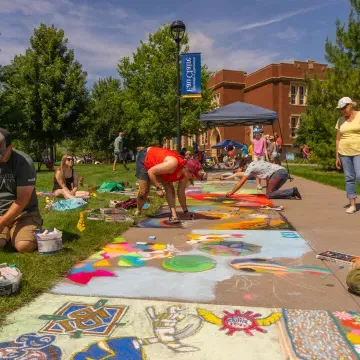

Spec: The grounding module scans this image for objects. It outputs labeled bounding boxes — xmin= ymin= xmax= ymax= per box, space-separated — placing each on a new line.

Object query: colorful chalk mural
xmin=1 ymin=293 xmax=360 ymax=359
xmin=198 ymin=240 xmax=262 ymax=257
xmin=72 ymin=304 xmax=203 ymax=358
xmin=52 ymin=230 xmax=323 ymax=303
xmin=185 ymin=193 xmax=274 ymax=207
xmin=0 ymin=333 xmax=62 ymax=359
xmin=230 ymin=258 xmax=331 ymax=276
xmin=63 ymin=238 xmax=181 ymax=285
xmin=281 ymin=309 xmax=359 ymax=359
xmin=136 ymin=205 xmax=292 ymax=230
xmin=331 ymin=311 xmax=360 ymax=355
xmin=39 ymin=299 xmax=127 ymax=337
xmin=186 ymin=183 xmax=262 ymax=195
xmin=162 ymin=255 xmax=217 ymax=272
xmin=197 ymin=308 xmax=282 ymax=336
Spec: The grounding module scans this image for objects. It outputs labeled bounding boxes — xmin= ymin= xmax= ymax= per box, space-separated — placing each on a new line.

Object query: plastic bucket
xmin=0 ymin=266 xmax=22 ymax=297
xmin=35 ymin=231 xmax=63 ymax=255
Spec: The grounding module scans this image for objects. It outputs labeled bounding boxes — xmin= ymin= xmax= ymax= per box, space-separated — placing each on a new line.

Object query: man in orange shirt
xmin=274 ymin=132 xmax=282 ymax=165
xmin=135 ymin=147 xmax=202 ymax=223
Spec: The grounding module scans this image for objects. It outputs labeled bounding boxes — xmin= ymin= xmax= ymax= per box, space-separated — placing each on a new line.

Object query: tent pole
xmin=273 ymin=120 xmax=293 ymax=181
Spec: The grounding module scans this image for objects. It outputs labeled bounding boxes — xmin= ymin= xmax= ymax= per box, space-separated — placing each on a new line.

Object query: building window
xmin=290 ymin=116 xmax=300 ymax=137
xmin=201 ymin=132 xmax=208 ymax=145
xmin=299 ymin=86 xmax=305 ymax=105
xmin=291 ymin=86 xmax=296 ymax=105
xmin=212 ymin=93 xmax=221 ymax=108
xmin=290 ymin=84 xmax=307 ymax=105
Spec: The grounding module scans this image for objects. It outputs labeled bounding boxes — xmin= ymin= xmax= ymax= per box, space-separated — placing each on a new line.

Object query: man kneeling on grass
xmin=0 ymin=128 xmax=42 ymax=253
xmin=226 ymin=156 xmax=302 ymax=200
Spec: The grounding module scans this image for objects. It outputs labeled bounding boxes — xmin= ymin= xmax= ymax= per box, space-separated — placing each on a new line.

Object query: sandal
xmin=168 ymin=214 xmax=181 ymax=224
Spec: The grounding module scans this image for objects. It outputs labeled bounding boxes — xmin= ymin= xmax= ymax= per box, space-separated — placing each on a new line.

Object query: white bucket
xmin=35 ymin=229 xmax=63 ymax=255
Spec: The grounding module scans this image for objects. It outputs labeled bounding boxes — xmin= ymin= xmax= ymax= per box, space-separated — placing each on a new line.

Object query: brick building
xmin=165 ymin=60 xmax=327 ymax=156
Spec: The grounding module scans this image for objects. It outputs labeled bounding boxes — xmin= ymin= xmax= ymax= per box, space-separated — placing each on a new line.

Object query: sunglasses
xmin=66 ymin=157 xmax=74 ymax=161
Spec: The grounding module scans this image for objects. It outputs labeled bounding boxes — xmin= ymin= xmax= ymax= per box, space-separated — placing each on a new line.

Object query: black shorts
xmin=136 ymin=149 xmax=149 ymax=181
xmin=114 ymin=151 xmax=126 ymax=161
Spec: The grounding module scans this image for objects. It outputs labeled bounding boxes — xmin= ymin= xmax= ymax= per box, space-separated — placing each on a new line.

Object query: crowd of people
xmin=0 ymin=95 xmax=359 ymax=255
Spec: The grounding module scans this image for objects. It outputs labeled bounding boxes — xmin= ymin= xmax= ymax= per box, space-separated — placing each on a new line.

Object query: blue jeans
xmin=339 ymin=155 xmax=360 ymax=199
xmin=266 ymin=169 xmax=293 ymax=199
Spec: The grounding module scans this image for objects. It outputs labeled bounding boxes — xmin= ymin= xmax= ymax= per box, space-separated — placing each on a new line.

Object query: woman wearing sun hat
xmin=335 ymin=97 xmax=360 ymax=214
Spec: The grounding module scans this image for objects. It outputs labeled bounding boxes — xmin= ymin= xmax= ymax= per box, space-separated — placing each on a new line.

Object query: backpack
xmin=97 ymin=181 xmax=125 ymax=193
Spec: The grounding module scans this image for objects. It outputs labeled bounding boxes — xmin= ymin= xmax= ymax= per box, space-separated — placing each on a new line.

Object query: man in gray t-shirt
xmin=112 ymin=131 xmax=130 ymax=171
xmin=0 ymin=128 xmax=42 ymax=252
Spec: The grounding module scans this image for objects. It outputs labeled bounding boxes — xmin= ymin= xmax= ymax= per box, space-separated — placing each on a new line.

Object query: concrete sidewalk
xmin=271 ymin=175 xmax=360 ymax=308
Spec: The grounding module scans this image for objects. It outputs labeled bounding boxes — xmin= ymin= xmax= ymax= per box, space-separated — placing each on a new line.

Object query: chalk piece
xmin=136 ymin=242 xmax=147 ymax=245
xmin=339 ymin=265 xmax=344 ymax=269
xmin=321 ymin=276 xmax=326 ymax=279
xmin=148 ymin=236 xmax=156 ymax=241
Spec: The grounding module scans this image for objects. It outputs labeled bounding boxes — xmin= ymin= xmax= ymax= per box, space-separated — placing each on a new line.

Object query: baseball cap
xmin=185 ymin=159 xmax=202 ymax=180
xmin=0 ymin=128 xmax=11 ymax=147
xmin=346 ymin=269 xmax=360 ymax=295
xmin=336 ymin=97 xmax=354 ymax=109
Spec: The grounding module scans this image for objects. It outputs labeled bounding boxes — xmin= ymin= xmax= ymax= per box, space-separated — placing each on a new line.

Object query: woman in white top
xmin=226 ymin=157 xmax=301 ymax=199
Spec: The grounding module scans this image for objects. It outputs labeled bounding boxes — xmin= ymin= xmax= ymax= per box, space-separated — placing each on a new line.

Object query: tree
xmin=1 ymin=24 xmax=88 ymax=162
xmin=296 ymin=0 xmax=360 ymax=169
xmin=86 ymin=77 xmax=125 ymax=158
xmin=118 ymin=25 xmax=213 ymax=146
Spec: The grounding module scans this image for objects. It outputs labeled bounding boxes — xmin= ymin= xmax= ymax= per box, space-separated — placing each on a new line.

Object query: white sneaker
xmin=346 ymin=206 xmax=357 ymax=214
xmin=257 ymin=185 xmax=263 ymax=190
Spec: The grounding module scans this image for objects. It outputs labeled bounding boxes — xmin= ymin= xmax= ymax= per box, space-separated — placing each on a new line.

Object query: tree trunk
xmin=49 ymin=142 xmax=54 ymax=162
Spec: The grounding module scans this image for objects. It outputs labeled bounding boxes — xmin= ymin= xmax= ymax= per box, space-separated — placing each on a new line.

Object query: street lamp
xmin=170 ymin=20 xmax=186 ymax=153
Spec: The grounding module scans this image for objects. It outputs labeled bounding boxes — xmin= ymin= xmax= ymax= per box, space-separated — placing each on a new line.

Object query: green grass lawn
xmin=0 ymin=163 xmax=162 ymax=324
xmin=289 ymin=164 xmax=360 ymax=193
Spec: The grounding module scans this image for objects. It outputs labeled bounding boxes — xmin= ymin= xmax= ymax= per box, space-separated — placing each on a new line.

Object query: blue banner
xmin=181 ymin=53 xmax=201 ymax=98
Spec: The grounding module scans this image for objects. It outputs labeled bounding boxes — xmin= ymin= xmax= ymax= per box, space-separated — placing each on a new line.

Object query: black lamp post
xmin=170 ymin=20 xmax=186 ymax=153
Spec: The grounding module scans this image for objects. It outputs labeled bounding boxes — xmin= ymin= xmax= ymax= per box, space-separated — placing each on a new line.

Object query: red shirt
xmin=144 ymin=147 xmax=185 ymax=182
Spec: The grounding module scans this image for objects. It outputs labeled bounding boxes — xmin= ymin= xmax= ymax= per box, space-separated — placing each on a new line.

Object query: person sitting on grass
xmin=53 ymin=154 xmax=89 ymax=199
xmin=226 ymin=156 xmax=302 ymax=199
xmin=135 ymin=146 xmax=203 ymax=223
xmin=0 ymin=128 xmax=43 ymax=253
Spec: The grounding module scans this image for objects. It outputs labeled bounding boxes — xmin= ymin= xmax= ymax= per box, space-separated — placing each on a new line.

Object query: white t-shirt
xmin=244 ymin=160 xmax=285 ymax=179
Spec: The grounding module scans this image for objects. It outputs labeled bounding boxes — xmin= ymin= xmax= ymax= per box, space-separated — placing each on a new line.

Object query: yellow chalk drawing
xmin=77 ymin=212 xmax=86 ymax=232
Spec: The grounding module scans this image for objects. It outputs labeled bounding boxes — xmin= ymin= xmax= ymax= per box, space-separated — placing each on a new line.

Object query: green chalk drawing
xmin=162 ymin=255 xmax=216 ymax=273
xmin=94 ymin=299 xmax=108 ymax=309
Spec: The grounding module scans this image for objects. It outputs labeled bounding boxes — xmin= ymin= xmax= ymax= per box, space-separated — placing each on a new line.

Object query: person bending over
xmin=135 ymin=146 xmax=202 ymax=223
xmin=226 ymin=157 xmax=301 ymax=199
xmin=0 ymin=128 xmax=43 ymax=253
xmin=53 ymin=154 xmax=89 ymax=199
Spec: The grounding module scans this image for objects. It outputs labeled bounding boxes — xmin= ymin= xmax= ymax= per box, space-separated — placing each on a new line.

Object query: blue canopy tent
xmin=200 ymin=101 xmax=291 ymax=179
xmin=200 ymin=101 xmax=278 ymax=127
xmin=211 ymin=139 xmax=243 ymax=149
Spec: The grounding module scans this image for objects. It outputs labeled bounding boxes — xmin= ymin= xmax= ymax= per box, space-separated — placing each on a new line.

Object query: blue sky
xmin=0 ymin=0 xmax=352 ymax=86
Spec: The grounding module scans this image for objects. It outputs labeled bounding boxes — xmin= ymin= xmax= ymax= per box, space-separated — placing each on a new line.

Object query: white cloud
xmin=233 ymin=5 xmax=324 ymax=32
xmin=188 ymin=31 xmax=279 ymax=72
xmin=0 ymin=0 xmax=313 ymax=84
xmin=275 ymin=26 xmax=302 ymax=41
xmin=0 ymin=0 xmax=66 ymax=15
xmin=0 ymin=43 xmax=27 ymax=64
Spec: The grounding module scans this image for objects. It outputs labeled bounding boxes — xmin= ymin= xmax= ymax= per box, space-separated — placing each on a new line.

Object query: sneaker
xmin=257 ymin=185 xmax=263 ymax=190
xmin=346 ymin=206 xmax=356 ymax=214
xmin=292 ymin=187 xmax=302 ymax=200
